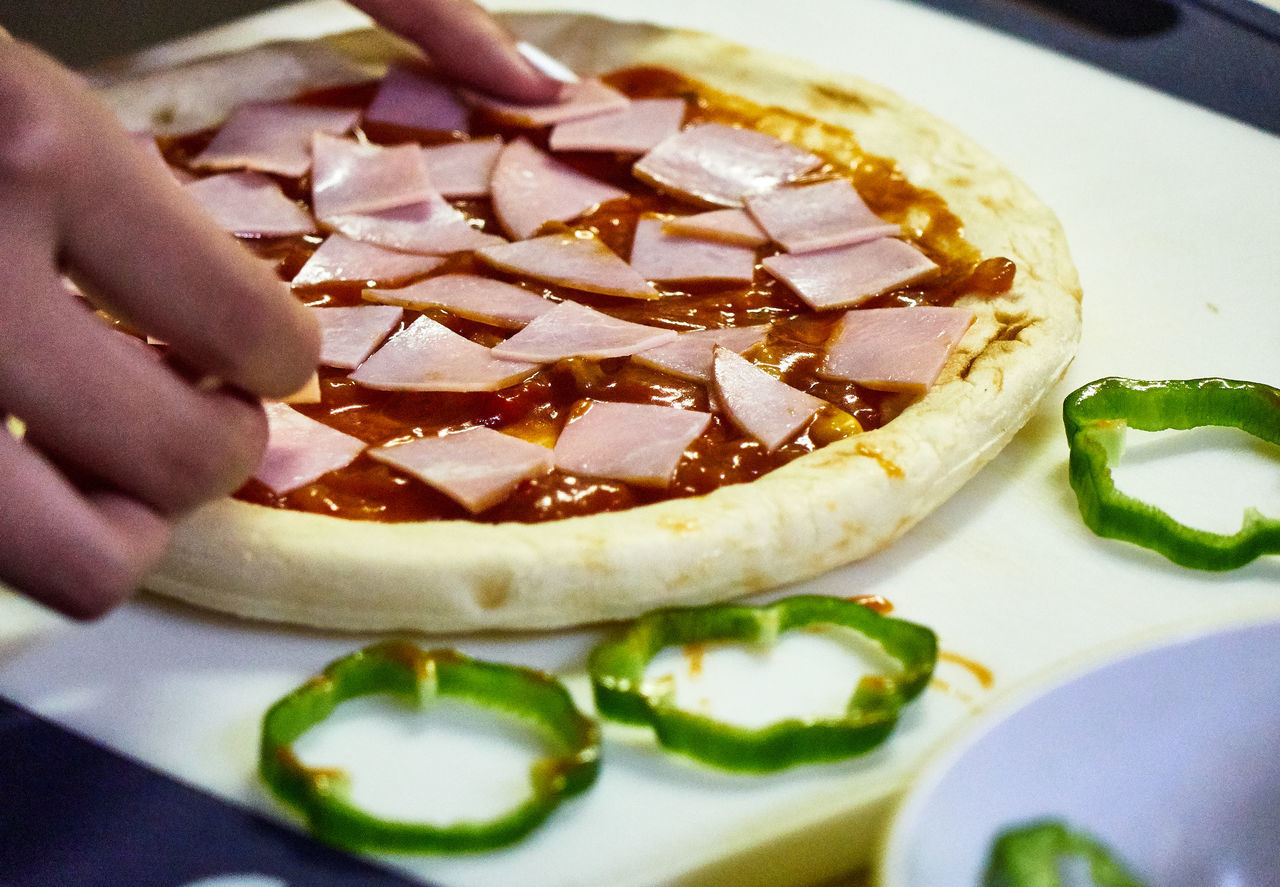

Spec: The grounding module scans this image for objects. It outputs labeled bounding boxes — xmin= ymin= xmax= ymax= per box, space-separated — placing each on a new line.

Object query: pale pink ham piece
xmin=466 ymin=78 xmax=629 ymax=127
xmin=746 ymin=179 xmax=900 ymax=253
xmin=820 ymin=306 xmax=976 ymax=393
xmin=762 ymin=238 xmax=939 ymax=310
xmin=364 ymin=65 xmax=470 ymax=133
xmin=255 ymin=401 xmax=366 ymax=494
xmin=661 ymin=208 xmax=768 ymax=247
xmin=554 ymin=400 xmax=712 ymax=487
xmin=632 ymin=325 xmax=769 ymax=382
xmin=310 ymin=304 xmax=404 ymax=369
xmin=421 ymin=136 xmax=503 ymax=198
xmin=185 ymin=172 xmax=315 ymax=236
xmin=291 ymin=234 xmax=445 ymax=287
xmin=628 ymin=216 xmax=756 ymax=283
xmin=492 ymin=300 xmax=676 ymax=361
xmin=548 ymin=98 xmax=685 ymax=154
xmin=350 ymin=316 xmax=539 ymax=391
xmin=477 ymin=232 xmax=659 ymax=299
xmin=311 ymin=133 xmax=435 ymax=220
xmin=490 ymin=138 xmax=629 ymax=240
xmin=369 ymin=427 xmax=554 ymax=513
xmin=634 ymin=123 xmax=823 ymax=208
xmin=365 ymin=274 xmax=555 ymax=329
xmin=327 ymin=197 xmax=506 ymax=255
xmin=191 ymin=102 xmax=359 ymax=178
xmin=712 ymin=347 xmax=826 ymax=451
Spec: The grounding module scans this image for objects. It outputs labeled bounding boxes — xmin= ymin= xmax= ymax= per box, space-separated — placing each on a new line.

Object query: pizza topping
xmin=369 ymin=427 xmax=554 ymax=513
xmin=184 ymin=171 xmax=316 ymax=237
xmin=633 ymin=122 xmax=823 ymax=207
xmin=548 ymin=97 xmax=686 ymax=154
xmin=254 ymin=401 xmax=366 ymax=494
xmin=349 ymin=316 xmax=540 ymax=391
xmin=762 ymin=238 xmax=939 ymax=311
xmin=821 ymin=306 xmax=975 ymax=393
xmin=466 ymin=77 xmax=629 ymax=127
xmin=325 ymin=196 xmax=506 ymax=256
xmin=489 ymin=138 xmax=629 ymax=240
xmin=660 ymin=208 xmax=768 ymax=247
xmin=190 ymin=101 xmax=359 ymax=178
xmin=477 ymin=231 xmax=659 ymax=299
xmin=553 ymin=400 xmax=712 ymax=487
xmin=364 ymin=274 xmax=555 ymax=329
xmin=712 ymin=347 xmax=827 ymax=451
xmin=984 ymin=820 xmax=1150 ymax=887
xmin=632 ymin=325 xmax=770 ymax=382
xmin=420 ymin=136 xmax=504 ymax=198
xmin=363 ymin=64 xmax=470 ymax=134
xmin=628 ymin=216 xmax=757 ymax=283
xmin=491 ymin=300 xmax=677 ymax=362
xmin=745 ymin=179 xmax=900 ymax=253
xmin=310 ymin=133 xmax=436 ymax=220
xmin=310 ymin=305 xmax=404 ymax=369
xmin=291 ymin=234 xmax=445 ymax=287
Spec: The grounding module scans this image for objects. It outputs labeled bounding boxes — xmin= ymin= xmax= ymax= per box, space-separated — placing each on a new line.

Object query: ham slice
xmin=466 ymin=78 xmax=629 ymax=127
xmin=661 ymin=209 xmax=768 ymax=247
xmin=477 ymin=232 xmax=659 ymax=299
xmin=185 ymin=172 xmax=315 ymax=237
xmin=628 ymin=216 xmax=757 ymax=283
xmin=327 ymin=197 xmax=506 ymax=256
xmin=548 ymin=98 xmax=685 ymax=154
xmin=310 ymin=304 xmax=404 ymax=369
xmin=254 ymin=402 xmax=365 ymax=494
xmin=350 ymin=316 xmax=539 ymax=391
xmin=191 ymin=102 xmax=359 ymax=178
xmin=553 ymin=400 xmax=712 ymax=487
xmin=820 ymin=305 xmax=975 ymax=393
xmin=364 ymin=274 xmax=555 ymax=329
xmin=634 ymin=123 xmax=823 ymax=207
xmin=490 ymin=138 xmax=629 ymax=240
xmin=491 ymin=300 xmax=676 ymax=361
xmin=421 ymin=136 xmax=504 ymax=198
xmin=311 ymin=133 xmax=435 ymax=220
xmin=762 ymin=238 xmax=939 ymax=310
xmin=369 ymin=427 xmax=554 ymax=513
xmin=745 ymin=179 xmax=900 ymax=253
xmin=632 ymin=325 xmax=769 ymax=382
xmin=364 ymin=65 xmax=470 ymax=134
xmin=291 ymin=234 xmax=444 ymax=287
xmin=712 ymin=347 xmax=826 ymax=451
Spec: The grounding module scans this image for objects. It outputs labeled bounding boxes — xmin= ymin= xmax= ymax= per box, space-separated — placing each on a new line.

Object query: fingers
xmin=350 ymin=0 xmax=564 ymax=102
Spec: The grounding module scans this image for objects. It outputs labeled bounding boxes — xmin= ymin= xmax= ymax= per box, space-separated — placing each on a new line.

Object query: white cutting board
xmin=3 ymin=1 xmax=1279 ymax=884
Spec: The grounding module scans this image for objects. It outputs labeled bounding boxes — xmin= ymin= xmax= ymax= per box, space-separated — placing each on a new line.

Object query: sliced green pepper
xmin=1063 ymin=377 xmax=1280 ymax=570
xmin=983 ymin=819 xmax=1149 ymax=887
xmin=587 ymin=594 xmax=936 ymax=772
xmin=259 ymin=641 xmax=601 ymax=853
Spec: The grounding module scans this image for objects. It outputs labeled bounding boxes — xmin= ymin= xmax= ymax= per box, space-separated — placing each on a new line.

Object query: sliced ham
xmin=291 ymin=234 xmax=445 ymax=287
xmin=369 ymin=427 xmax=554 ymax=513
xmin=490 ymin=138 xmax=629 ymax=240
xmin=191 ymin=101 xmax=359 ymax=178
xmin=491 ymin=300 xmax=676 ymax=361
xmin=712 ymin=347 xmax=826 ymax=451
xmin=548 ymin=98 xmax=685 ymax=154
xmin=311 ymin=133 xmax=435 ymax=220
xmin=745 ymin=179 xmax=900 ymax=253
xmin=185 ymin=171 xmax=315 ymax=237
xmin=762 ymin=238 xmax=938 ymax=311
xmin=476 ymin=232 xmax=659 ymax=299
xmin=632 ymin=325 xmax=769 ymax=382
xmin=364 ymin=274 xmax=555 ymax=329
xmin=364 ymin=65 xmax=469 ymax=134
xmin=661 ymin=208 xmax=768 ymax=247
xmin=349 ymin=316 xmax=539 ymax=391
xmin=466 ymin=78 xmax=629 ymax=127
xmin=421 ymin=136 xmax=503 ymax=198
xmin=281 ymin=372 xmax=321 ymax=405
xmin=327 ymin=196 xmax=506 ymax=256
xmin=553 ymin=400 xmax=711 ymax=487
xmin=628 ymin=216 xmax=756 ymax=283
xmin=310 ymin=304 xmax=404 ymax=369
xmin=633 ymin=123 xmax=823 ymax=208
xmin=820 ymin=305 xmax=975 ymax=393
xmin=254 ymin=401 xmax=365 ymax=494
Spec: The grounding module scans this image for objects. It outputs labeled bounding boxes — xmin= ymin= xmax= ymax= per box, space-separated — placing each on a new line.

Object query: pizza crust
xmin=97 ymin=14 xmax=1081 ymax=633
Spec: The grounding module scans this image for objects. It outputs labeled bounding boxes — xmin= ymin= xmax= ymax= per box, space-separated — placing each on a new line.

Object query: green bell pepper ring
xmin=983 ymin=819 xmax=1149 ymax=887
xmin=587 ymin=595 xmax=937 ymax=772
xmin=1063 ymin=377 xmax=1280 ymax=570
xmin=259 ymin=641 xmax=601 ymax=853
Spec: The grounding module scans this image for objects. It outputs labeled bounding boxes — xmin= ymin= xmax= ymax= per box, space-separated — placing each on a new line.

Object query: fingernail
xmin=516 ymin=41 xmax=579 ymax=83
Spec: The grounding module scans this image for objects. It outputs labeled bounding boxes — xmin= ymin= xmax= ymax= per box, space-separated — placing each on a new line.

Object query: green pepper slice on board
xmin=1063 ymin=377 xmax=1280 ymax=570
xmin=983 ymin=819 xmax=1149 ymax=887
xmin=587 ymin=594 xmax=937 ymax=772
xmin=259 ymin=641 xmax=601 ymax=853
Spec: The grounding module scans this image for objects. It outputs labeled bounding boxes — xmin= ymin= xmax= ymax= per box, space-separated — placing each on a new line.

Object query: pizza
xmin=94 ymin=12 xmax=1081 ymax=633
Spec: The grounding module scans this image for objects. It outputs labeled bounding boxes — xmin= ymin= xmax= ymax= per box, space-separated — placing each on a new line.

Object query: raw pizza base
xmin=97 ymin=13 xmax=1082 ymax=633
